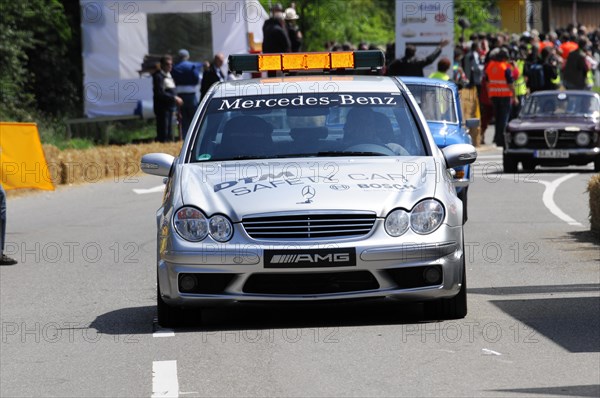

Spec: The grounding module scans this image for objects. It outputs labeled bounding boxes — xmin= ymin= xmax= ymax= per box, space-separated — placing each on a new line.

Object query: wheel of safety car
xmin=423 ymin=258 xmax=467 ymax=320
xmin=521 ymin=160 xmax=536 ymax=173
xmin=503 ymin=155 xmax=518 ymax=173
xmin=157 ymin=284 xmax=195 ymax=328
xmin=457 ymin=187 xmax=468 ymax=224
xmin=594 ymin=160 xmax=600 ymax=173
xmin=344 ymin=143 xmax=396 ymax=156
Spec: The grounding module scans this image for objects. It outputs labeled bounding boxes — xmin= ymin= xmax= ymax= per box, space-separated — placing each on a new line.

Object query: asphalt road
xmin=1 ymin=146 xmax=598 ymax=398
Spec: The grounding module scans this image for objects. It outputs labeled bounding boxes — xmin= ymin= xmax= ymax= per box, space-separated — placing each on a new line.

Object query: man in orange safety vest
xmin=485 ymin=49 xmax=517 ymax=147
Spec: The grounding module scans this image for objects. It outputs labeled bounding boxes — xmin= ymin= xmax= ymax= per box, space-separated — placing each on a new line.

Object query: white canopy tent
xmin=80 ymin=0 xmax=267 ymax=117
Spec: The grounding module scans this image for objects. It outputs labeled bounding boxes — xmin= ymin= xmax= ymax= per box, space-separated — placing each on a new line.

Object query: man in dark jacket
xmin=262 ymin=3 xmax=291 ymax=54
xmin=200 ymin=53 xmax=225 ymax=100
xmin=386 ymin=39 xmax=450 ymax=76
xmin=153 ymin=55 xmax=183 ymax=142
xmin=563 ymin=37 xmax=590 ymax=90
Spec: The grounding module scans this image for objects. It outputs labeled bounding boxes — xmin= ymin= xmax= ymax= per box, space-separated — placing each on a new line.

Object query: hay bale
xmin=589 ymin=174 xmax=600 ymax=233
xmin=46 ymin=142 xmax=182 ymax=185
xmin=42 ymin=144 xmax=62 ymax=185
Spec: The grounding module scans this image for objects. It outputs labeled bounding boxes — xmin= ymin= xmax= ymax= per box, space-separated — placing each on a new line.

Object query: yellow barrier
xmin=0 ymin=122 xmax=54 ymax=191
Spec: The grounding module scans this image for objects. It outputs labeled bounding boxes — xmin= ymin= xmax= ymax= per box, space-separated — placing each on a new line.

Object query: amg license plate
xmin=264 ymin=248 xmax=356 ymax=268
xmin=535 ymin=150 xmax=569 ymax=159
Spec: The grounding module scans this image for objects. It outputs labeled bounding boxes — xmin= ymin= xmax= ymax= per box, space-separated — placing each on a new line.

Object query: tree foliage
xmin=0 ymin=0 xmax=81 ymax=120
xmin=454 ymin=0 xmax=500 ymax=39
xmin=260 ymin=0 xmax=395 ymax=51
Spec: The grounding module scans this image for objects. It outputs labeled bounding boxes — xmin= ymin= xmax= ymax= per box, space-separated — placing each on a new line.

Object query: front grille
xmin=513 ymin=130 xmax=594 ymax=149
xmin=242 ymin=213 xmax=376 ymax=239
xmin=243 ymin=271 xmax=379 ymax=294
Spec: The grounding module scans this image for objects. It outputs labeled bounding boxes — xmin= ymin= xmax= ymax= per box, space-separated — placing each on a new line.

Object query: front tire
xmin=594 ymin=159 xmax=600 ymax=172
xmin=423 ymin=259 xmax=467 ymax=320
xmin=503 ymin=155 xmax=517 ymax=173
xmin=457 ymin=187 xmax=468 ymax=224
xmin=521 ymin=160 xmax=536 ymax=173
xmin=157 ymin=284 xmax=193 ymax=328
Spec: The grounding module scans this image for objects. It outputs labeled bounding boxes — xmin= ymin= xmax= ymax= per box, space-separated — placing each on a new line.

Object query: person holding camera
xmin=540 ymin=47 xmax=561 ymax=91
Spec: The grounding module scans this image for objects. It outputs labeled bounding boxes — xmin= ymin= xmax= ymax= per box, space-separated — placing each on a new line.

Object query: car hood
xmin=427 ymin=122 xmax=467 ymax=147
xmin=508 ymin=117 xmax=598 ymax=131
xmin=179 ymin=158 xmax=439 ymax=221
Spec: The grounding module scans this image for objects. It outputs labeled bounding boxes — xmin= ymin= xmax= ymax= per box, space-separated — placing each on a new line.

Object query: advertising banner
xmin=395 ymin=1 xmax=454 ymax=78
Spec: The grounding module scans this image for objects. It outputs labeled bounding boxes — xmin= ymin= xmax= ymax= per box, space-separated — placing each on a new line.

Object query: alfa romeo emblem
xmin=544 ymin=128 xmax=559 ymax=149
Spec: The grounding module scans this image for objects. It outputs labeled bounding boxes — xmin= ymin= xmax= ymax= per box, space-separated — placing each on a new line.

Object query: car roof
xmin=400 ymin=76 xmax=458 ymax=90
xmin=210 ymin=75 xmax=405 ymax=98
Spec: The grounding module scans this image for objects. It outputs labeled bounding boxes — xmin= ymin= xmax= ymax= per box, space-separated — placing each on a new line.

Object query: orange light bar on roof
xmin=258 ymin=52 xmax=355 ymax=71
xmin=229 ymin=50 xmax=383 ymax=73
xmin=331 ymin=52 xmax=354 ymax=69
xmin=258 ymin=54 xmax=282 ymax=71
xmin=282 ymin=53 xmax=331 ymax=70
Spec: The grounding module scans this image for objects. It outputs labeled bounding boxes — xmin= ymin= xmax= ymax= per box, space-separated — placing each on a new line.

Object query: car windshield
xmin=405 ymin=84 xmax=458 ymax=123
xmin=521 ymin=94 xmax=600 ymax=117
xmin=190 ymin=92 xmax=427 ymax=162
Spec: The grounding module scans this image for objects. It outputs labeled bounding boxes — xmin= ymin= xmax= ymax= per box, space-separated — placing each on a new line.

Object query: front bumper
xmin=157 ymin=223 xmax=465 ymax=307
xmin=504 ymin=147 xmax=599 ymax=164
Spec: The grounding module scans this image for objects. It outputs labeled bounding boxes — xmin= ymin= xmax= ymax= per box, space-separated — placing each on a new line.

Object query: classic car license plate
xmin=535 ymin=150 xmax=569 ymax=159
xmin=264 ymin=248 xmax=356 ymax=268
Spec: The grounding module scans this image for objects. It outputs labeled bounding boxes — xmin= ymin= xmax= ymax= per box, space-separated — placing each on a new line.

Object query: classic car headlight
xmin=385 ymin=209 xmax=410 ymax=237
xmin=174 ymin=207 xmax=208 ymax=241
xmin=410 ymin=199 xmax=445 ymax=234
xmin=209 ymin=215 xmax=233 ymax=242
xmin=575 ymin=132 xmax=590 ymax=146
xmin=514 ymin=132 xmax=528 ymax=146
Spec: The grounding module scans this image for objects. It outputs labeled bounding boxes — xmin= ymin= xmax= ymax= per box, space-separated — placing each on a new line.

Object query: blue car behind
xmin=402 ymin=77 xmax=479 ymax=222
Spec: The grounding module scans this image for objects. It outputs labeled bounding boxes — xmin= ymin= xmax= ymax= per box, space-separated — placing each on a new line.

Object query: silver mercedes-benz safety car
xmin=141 ymin=51 xmax=477 ymax=327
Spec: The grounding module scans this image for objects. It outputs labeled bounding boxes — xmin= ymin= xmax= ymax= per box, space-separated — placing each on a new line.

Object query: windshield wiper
xmin=210 ymin=151 xmax=388 ymax=161
xmin=213 ymin=155 xmax=267 ymax=161
xmin=316 ymin=151 xmax=387 ymax=157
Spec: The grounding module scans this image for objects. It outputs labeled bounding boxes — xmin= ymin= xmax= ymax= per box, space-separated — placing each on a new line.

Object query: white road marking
xmin=538 ymin=174 xmax=584 ymax=227
xmin=482 ymin=348 xmax=502 ymax=356
xmin=153 ymin=317 xmax=175 ymax=337
xmin=153 ymin=329 xmax=175 ymax=338
xmin=152 ymin=360 xmax=179 ymax=398
xmin=484 ymin=173 xmax=584 ymax=227
xmin=134 ymin=185 xmax=165 ymax=195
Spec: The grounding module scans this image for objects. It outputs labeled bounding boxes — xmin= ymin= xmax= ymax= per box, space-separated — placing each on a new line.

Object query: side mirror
xmin=465 ymin=118 xmax=480 ymax=129
xmin=141 ymin=153 xmax=175 ymax=177
xmin=442 ymin=144 xmax=477 ymax=169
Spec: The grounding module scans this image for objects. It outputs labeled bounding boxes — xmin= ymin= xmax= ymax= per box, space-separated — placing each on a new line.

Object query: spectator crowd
xmin=388 ymin=23 xmax=599 ymax=146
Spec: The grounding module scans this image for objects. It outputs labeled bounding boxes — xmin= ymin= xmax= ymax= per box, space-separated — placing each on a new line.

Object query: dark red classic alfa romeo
xmin=504 ymin=91 xmax=600 ymax=173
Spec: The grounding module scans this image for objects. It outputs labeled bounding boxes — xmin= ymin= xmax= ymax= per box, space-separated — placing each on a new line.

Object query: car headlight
xmin=575 ymin=132 xmax=590 ymax=147
xmin=174 ymin=207 xmax=208 ymax=241
xmin=385 ymin=209 xmax=410 ymax=237
xmin=410 ymin=199 xmax=445 ymax=234
xmin=514 ymin=132 xmax=528 ymax=146
xmin=209 ymin=215 xmax=233 ymax=242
